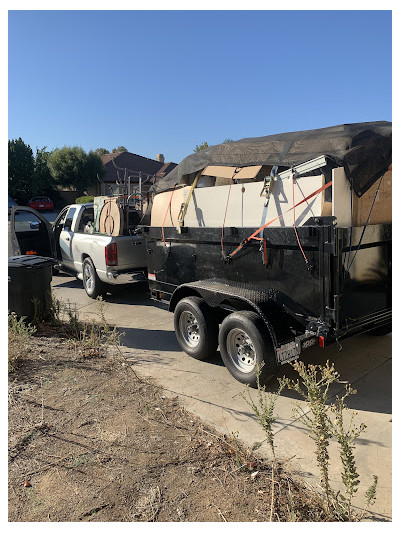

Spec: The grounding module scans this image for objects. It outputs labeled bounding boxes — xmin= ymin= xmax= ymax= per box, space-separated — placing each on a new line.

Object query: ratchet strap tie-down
xmin=222 ymin=179 xmax=333 ymax=263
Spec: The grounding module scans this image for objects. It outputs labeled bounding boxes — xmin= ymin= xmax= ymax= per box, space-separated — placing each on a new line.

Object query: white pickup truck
xmin=10 ymin=203 xmax=147 ymax=298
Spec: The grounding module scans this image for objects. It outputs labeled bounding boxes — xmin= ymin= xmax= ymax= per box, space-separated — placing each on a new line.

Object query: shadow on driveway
xmin=53 ymin=276 xmax=154 ymax=306
xmin=121 ymin=325 xmax=391 ymax=415
xmin=120 ymin=326 xmax=179 ymax=352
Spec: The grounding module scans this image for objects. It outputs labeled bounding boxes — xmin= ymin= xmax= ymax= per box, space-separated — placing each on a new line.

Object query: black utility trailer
xmin=142 ymin=122 xmax=392 ymax=387
xmin=143 ymin=219 xmax=391 ymax=386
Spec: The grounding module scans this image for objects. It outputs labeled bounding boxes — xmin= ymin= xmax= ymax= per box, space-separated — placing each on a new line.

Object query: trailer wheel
xmin=82 ymin=257 xmax=107 ymax=299
xmin=174 ymin=296 xmax=218 ymax=360
xmin=219 ymin=311 xmax=277 ymax=387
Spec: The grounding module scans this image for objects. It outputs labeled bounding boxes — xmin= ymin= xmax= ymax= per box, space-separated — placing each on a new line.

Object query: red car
xmin=29 ymin=196 xmax=54 ymax=210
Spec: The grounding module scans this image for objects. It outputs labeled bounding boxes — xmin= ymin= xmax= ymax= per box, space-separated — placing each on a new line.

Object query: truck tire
xmin=82 ymin=257 xmax=107 ymax=299
xmin=174 ymin=296 xmax=218 ymax=360
xmin=219 ymin=311 xmax=278 ymax=387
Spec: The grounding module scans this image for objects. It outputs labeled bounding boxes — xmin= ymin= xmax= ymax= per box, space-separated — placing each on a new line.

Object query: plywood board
xmin=352 ymin=169 xmax=392 ymax=226
xmin=151 ymin=174 xmax=325 ymax=228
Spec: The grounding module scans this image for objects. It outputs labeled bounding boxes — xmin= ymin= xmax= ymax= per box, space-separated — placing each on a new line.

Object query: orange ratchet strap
xmin=223 ymin=180 xmax=333 ymax=262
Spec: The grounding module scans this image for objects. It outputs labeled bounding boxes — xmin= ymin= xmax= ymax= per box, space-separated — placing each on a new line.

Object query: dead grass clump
xmin=8 ymin=312 xmax=36 ymax=372
xmin=48 ymin=295 xmax=122 ymax=359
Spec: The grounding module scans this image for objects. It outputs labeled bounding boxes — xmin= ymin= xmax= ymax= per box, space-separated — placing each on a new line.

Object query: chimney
xmin=156 ymin=153 xmax=165 ymax=163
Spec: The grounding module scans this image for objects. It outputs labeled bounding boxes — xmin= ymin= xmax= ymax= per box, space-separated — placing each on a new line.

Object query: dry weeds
xmin=9 ymin=325 xmax=328 ymax=522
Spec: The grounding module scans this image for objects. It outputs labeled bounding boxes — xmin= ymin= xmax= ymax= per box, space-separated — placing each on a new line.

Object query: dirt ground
xmin=8 ymin=324 xmax=329 ymax=523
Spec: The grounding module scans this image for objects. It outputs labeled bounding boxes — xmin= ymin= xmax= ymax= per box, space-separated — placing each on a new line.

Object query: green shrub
xmin=75 ymin=195 xmax=94 ymax=204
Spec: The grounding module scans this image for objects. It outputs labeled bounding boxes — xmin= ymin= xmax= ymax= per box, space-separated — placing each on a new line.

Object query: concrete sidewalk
xmin=52 ymin=274 xmax=392 ymax=520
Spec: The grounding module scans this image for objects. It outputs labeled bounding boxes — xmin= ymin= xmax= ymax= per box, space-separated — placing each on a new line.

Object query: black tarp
xmin=151 ymin=121 xmax=391 ymax=198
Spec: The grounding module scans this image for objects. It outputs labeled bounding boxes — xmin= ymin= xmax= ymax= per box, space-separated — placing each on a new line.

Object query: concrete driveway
xmin=51 ymin=274 xmax=392 ymax=520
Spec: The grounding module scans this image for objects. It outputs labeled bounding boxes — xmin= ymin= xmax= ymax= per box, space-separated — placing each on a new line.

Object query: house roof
xmin=100 ymin=151 xmax=177 ymax=184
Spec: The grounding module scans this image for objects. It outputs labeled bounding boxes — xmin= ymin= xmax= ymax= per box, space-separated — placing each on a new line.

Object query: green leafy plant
xmin=241 ymin=368 xmax=288 ymax=460
xmin=243 ymin=360 xmax=379 ymax=521
xmin=286 ymin=361 xmax=337 ymax=514
xmin=193 ymin=141 xmax=209 ymax=152
xmin=363 ymin=475 xmax=378 ymax=516
xmin=330 ymin=385 xmax=363 ymax=518
xmin=241 ymin=367 xmax=289 ymax=521
xmin=286 ymin=361 xmax=378 ymax=520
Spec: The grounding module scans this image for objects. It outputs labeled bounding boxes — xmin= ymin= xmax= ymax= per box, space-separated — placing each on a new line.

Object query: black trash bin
xmin=8 ymin=255 xmax=56 ymax=322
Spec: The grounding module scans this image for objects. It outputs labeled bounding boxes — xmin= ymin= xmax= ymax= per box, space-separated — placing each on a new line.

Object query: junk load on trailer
xmin=142 ymin=122 xmax=392 ymax=387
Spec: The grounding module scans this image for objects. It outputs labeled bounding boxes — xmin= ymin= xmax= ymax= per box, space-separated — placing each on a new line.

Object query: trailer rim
xmin=178 ymin=310 xmax=201 ymax=348
xmin=226 ymin=328 xmax=256 ymax=373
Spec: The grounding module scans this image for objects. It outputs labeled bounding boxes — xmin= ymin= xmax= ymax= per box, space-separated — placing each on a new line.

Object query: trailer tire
xmin=174 ymin=296 xmax=219 ymax=360
xmin=82 ymin=257 xmax=107 ymax=299
xmin=219 ymin=311 xmax=277 ymax=387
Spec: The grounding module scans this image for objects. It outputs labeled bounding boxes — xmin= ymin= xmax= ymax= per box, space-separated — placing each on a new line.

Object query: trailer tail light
xmin=318 ymin=336 xmax=325 ymax=348
xmin=105 ymin=243 xmax=118 ymax=266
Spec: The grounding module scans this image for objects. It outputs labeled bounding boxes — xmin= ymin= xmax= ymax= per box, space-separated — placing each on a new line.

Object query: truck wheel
xmin=82 ymin=257 xmax=107 ymax=299
xmin=174 ymin=296 xmax=218 ymax=360
xmin=219 ymin=311 xmax=278 ymax=387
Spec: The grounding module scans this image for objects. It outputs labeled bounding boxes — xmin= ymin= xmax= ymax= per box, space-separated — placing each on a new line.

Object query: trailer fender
xmin=169 ymin=280 xmax=296 ymax=349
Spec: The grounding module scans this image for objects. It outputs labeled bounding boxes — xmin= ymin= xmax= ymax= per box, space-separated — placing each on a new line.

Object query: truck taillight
xmin=105 ymin=243 xmax=118 ymax=266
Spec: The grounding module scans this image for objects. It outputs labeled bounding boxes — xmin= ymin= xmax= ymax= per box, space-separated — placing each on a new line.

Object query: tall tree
xmin=8 ymin=138 xmax=35 ymax=204
xmin=47 ymin=146 xmax=105 ymax=190
xmin=95 ymin=148 xmax=110 ymax=156
xmin=193 ymin=141 xmax=209 ymax=152
xmin=112 ymin=146 xmax=128 ymax=153
xmin=32 ymin=147 xmax=53 ymax=196
xmin=83 ymin=151 xmax=107 ymax=186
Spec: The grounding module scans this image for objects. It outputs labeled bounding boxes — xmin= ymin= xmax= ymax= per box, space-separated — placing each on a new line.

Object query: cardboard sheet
xmin=202 ymin=165 xmax=263 ymax=180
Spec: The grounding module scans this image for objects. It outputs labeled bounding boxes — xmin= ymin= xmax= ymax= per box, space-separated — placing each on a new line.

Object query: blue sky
xmin=8 ymin=10 xmax=392 ymax=164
